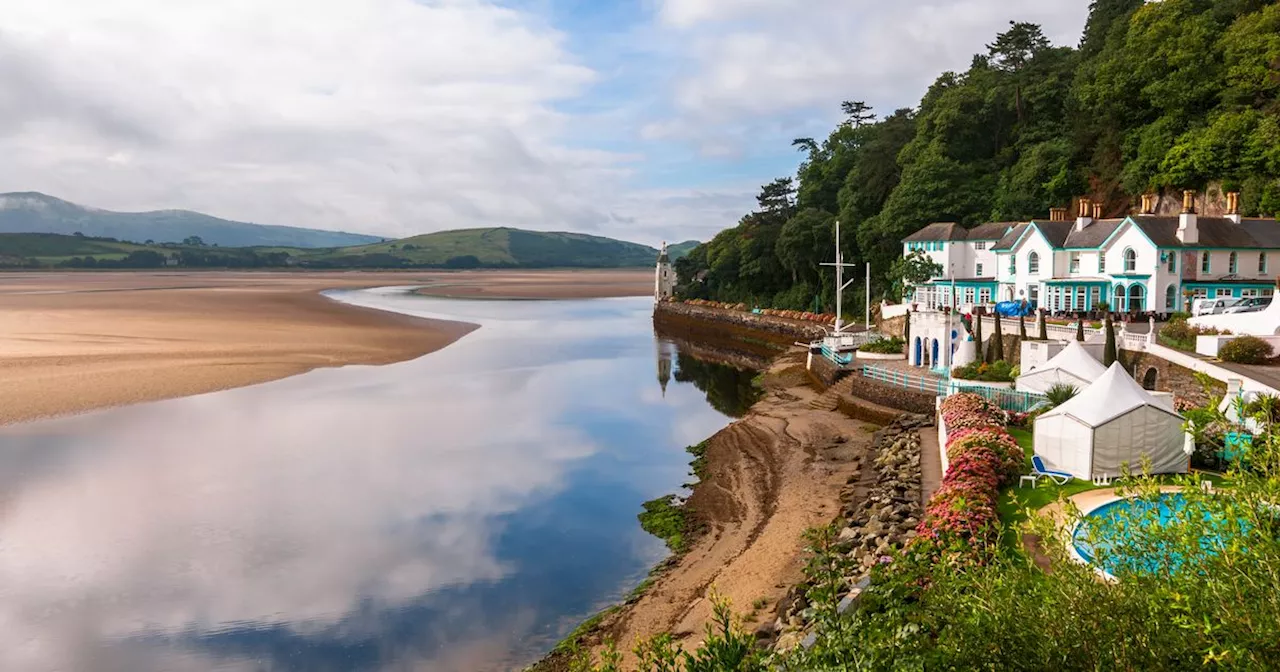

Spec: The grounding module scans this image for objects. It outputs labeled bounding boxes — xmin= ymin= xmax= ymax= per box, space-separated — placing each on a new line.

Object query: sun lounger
xmin=1032 ymin=455 xmax=1072 ymax=485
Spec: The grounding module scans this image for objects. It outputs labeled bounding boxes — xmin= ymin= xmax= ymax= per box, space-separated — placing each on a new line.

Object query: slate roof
xmin=902 ymin=222 xmax=965 ymax=242
xmin=991 ymin=223 xmax=1029 ymax=251
xmin=1034 ymin=220 xmax=1073 ymax=248
xmin=968 ymin=221 xmax=1017 ymax=241
xmin=906 ymin=215 xmax=1280 ymax=250
xmin=1062 ymin=219 xmax=1124 ymax=249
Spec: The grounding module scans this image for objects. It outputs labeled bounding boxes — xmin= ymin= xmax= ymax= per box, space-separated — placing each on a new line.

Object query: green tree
xmin=887 ymin=250 xmax=942 ymax=302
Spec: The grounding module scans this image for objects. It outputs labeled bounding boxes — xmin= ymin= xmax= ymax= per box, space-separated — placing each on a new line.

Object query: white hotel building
xmin=902 ymin=192 xmax=1279 ymax=316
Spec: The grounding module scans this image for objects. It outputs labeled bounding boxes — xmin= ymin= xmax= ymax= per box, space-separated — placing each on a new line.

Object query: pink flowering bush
xmin=916 ymin=393 xmax=1029 ymax=556
xmin=939 ymin=393 xmax=1003 ymax=429
xmin=946 ymin=429 xmax=1024 ymax=487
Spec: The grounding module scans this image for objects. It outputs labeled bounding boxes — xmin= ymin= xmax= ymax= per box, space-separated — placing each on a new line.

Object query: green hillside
xmin=0 ymin=227 xmax=664 ymax=269
xmin=304 ymin=227 xmax=659 ymax=269
xmin=0 ymin=192 xmax=382 ymax=248
xmin=667 ymin=240 xmax=699 ymax=261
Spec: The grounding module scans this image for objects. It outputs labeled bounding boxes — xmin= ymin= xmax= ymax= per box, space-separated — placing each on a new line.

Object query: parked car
xmin=1192 ymin=297 xmax=1243 ymax=316
xmin=1222 ymin=296 xmax=1271 ymax=314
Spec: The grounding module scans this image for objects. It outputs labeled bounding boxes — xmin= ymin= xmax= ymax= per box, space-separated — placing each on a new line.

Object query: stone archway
xmin=1142 ymin=367 xmax=1158 ymax=391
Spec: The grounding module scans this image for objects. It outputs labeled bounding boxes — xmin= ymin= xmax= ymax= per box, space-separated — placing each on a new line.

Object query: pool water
xmin=1072 ymin=493 xmax=1239 ymax=576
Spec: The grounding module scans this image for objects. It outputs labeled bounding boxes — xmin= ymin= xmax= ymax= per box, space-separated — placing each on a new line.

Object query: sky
xmin=0 ymin=0 xmax=1091 ymax=245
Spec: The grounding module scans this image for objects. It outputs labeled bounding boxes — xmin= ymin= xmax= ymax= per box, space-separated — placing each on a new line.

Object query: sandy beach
xmin=0 ymin=269 xmax=650 ymax=426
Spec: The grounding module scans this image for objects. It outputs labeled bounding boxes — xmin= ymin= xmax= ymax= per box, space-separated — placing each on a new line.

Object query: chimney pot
xmin=1182 ymin=190 xmax=1196 ymax=214
xmin=1226 ymin=191 xmax=1240 ymax=215
xmin=1093 ymin=202 xmax=1103 ymax=219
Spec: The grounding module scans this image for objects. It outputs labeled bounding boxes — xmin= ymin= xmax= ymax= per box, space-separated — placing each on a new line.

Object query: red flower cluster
xmin=917 ymin=393 xmax=1025 ymax=553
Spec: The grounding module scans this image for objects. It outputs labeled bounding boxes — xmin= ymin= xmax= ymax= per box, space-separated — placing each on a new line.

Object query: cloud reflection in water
xmin=0 ymin=292 xmax=741 ymax=671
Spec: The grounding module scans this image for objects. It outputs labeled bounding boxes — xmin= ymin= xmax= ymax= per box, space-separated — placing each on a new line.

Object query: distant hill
xmin=0 ymin=228 xmax=664 ymax=270
xmin=667 ymin=240 xmax=699 ymax=261
xmin=0 ymin=192 xmax=382 ymax=248
xmin=306 ymin=227 xmax=659 ymax=269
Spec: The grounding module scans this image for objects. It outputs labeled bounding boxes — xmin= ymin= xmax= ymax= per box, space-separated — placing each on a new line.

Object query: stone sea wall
xmin=653 ymin=301 xmax=827 ymax=346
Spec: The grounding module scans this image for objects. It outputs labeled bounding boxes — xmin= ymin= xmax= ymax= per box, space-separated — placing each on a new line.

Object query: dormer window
xmin=1124 ymin=248 xmax=1136 ymax=272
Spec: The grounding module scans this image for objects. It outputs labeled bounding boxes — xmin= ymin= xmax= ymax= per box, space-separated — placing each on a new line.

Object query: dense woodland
xmin=675 ymin=0 xmax=1280 ymax=310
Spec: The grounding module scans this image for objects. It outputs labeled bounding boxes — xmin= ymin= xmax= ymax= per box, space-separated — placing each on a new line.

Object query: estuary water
xmin=0 ymin=288 xmax=754 ymax=672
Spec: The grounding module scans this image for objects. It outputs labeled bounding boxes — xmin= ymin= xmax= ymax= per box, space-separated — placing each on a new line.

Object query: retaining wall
xmin=653 ymin=301 xmax=826 ymax=347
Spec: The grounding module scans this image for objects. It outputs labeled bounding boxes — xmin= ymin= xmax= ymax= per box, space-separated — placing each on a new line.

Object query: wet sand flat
xmin=0 ymin=270 xmax=651 ymax=425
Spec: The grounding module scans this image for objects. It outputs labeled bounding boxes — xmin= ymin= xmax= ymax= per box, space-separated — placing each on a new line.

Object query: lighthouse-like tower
xmin=655 ymin=242 xmax=675 ymax=302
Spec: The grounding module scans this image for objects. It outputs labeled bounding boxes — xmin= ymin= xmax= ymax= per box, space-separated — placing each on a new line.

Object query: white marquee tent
xmin=1015 ymin=340 xmax=1107 ymax=394
xmin=1033 ymin=362 xmax=1187 ymax=480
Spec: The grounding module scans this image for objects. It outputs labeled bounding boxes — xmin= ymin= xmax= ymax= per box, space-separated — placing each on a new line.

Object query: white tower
xmin=655 ymin=242 xmax=675 ymax=301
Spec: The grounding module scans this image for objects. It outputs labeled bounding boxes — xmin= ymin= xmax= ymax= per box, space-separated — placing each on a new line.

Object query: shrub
xmin=946 ymin=429 xmax=1024 ymax=486
xmin=951 ymin=359 xmax=1014 ymax=382
xmin=1044 ymin=382 xmax=1080 ymax=408
xmin=860 ymin=336 xmax=905 ymax=354
xmin=939 ymin=393 xmax=1003 ymax=427
xmin=1218 ymin=335 xmax=1274 ymax=364
xmin=1159 ymin=317 xmax=1228 ymax=351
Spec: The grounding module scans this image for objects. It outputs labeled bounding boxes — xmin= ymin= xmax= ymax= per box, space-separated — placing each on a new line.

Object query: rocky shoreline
xmin=763 ymin=414 xmax=929 ymax=652
xmin=529 ymin=338 xmax=934 ymax=670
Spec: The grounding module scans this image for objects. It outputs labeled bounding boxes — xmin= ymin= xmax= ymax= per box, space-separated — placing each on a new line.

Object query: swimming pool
xmin=1072 ymin=492 xmax=1238 ymax=577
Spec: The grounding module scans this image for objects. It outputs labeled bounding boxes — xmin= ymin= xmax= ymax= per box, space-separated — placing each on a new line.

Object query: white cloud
xmin=651 ymin=0 xmax=1090 ymax=153
xmin=0 ymin=0 xmax=657 ymax=239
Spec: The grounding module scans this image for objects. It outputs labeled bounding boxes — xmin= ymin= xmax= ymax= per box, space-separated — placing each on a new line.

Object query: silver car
xmin=1222 ymin=296 xmax=1271 ymax=314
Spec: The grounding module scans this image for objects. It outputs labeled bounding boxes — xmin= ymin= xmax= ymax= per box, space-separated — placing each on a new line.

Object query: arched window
xmin=1114 ymin=284 xmax=1125 ymax=312
xmin=1028 ymin=251 xmax=1040 ymax=275
xmin=1229 ymin=252 xmax=1238 ymax=274
xmin=1124 ymin=247 xmax=1137 ymax=272
xmin=1202 ymin=251 xmax=1211 ymax=273
xmin=1260 ymin=252 xmax=1268 ymax=275
xmin=1165 ymin=284 xmax=1176 ymax=311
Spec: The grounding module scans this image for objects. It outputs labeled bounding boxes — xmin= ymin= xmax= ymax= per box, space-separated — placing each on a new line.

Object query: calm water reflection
xmin=0 ymin=289 xmax=756 ymax=672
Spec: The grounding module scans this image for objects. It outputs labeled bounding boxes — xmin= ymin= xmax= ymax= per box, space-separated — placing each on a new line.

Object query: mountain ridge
xmin=0 ymin=192 xmax=383 ymax=248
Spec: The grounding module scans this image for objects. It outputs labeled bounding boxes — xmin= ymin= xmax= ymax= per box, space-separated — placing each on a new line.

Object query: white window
xmin=1166 ymin=285 xmax=1177 ymax=310
xmin=1124 ymin=248 xmax=1136 ymax=272
xmin=1264 ymin=288 xmax=1275 ymax=297
xmin=974 ymin=241 xmax=987 ymax=250
xmin=1028 ymin=252 xmax=1040 ymax=275
xmin=1216 ymin=288 xmax=1233 ymax=298
xmin=1193 ymin=288 xmax=1208 ymax=299
xmin=1008 ymin=257 xmax=1016 ymax=275
xmin=1260 ymin=253 xmax=1268 ymax=275
xmin=1230 ymin=252 xmax=1238 ymax=274
xmin=1202 ymin=252 xmax=1211 ymax=273
xmin=1099 ymin=253 xmax=1106 ymax=273
xmin=1029 ymin=285 xmax=1039 ymax=305
xmin=964 ymin=288 xmax=975 ymax=305
xmin=979 ymin=288 xmax=991 ymax=304
xmin=976 ymin=262 xmax=984 ymax=277
xmin=1076 ymin=287 xmax=1086 ymax=309
xmin=1167 ymin=251 xmax=1176 ymax=272
xmin=1242 ymin=289 xmax=1259 ymax=298
xmin=1070 ymin=253 xmax=1080 ymax=273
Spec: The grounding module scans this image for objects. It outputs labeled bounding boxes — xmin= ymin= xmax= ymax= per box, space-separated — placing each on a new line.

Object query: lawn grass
xmin=996 ymin=426 xmax=1231 ymax=552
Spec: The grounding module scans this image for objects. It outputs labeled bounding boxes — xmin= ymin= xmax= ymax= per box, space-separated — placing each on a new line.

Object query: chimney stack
xmin=1075 ymin=198 xmax=1093 ymax=232
xmin=1177 ymin=190 xmax=1199 ymax=244
xmin=1139 ymin=193 xmax=1156 ymax=215
xmin=1049 ymin=207 xmax=1068 ymax=222
xmin=1226 ymin=191 xmax=1241 ymax=223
